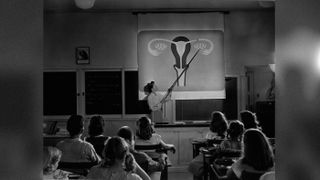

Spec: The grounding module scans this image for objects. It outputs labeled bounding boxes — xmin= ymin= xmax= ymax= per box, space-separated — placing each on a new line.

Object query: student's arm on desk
xmin=159 ymin=139 xmax=176 ymax=154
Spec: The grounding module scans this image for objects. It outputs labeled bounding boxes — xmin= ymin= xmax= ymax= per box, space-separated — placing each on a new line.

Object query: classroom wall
xmin=224 ymin=10 xmax=275 ymax=75
xmin=44 ymin=13 xmax=138 ymax=68
xmin=44 ymin=10 xmax=275 ymax=74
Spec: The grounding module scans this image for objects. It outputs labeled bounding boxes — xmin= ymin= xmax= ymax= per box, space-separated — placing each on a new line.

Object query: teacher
xmin=144 ymin=81 xmax=172 ymax=123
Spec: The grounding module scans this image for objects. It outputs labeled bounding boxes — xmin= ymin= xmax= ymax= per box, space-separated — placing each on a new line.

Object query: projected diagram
xmin=147 ymin=36 xmax=214 ymax=87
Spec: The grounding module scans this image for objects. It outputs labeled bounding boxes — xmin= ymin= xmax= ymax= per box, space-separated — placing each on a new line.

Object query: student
xmin=226 ymin=129 xmax=274 ymax=180
xmin=143 ymin=81 xmax=172 ymax=123
xmin=188 ymin=111 xmax=228 ymax=179
xmin=220 ymin=120 xmax=245 ymax=150
xmin=239 ymin=110 xmax=262 ymax=130
xmin=117 ymin=126 xmax=166 ymax=175
xmin=87 ymin=136 xmax=143 ymax=180
xmin=43 ymin=146 xmax=69 ymax=180
xmin=135 ymin=116 xmax=175 ymax=158
xmin=56 ymin=115 xmax=101 ymax=163
xmin=206 ymin=111 xmax=229 ymax=140
xmin=85 ymin=115 xmax=110 ymax=158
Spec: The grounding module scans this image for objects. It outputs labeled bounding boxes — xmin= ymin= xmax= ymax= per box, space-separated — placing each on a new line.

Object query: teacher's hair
xmin=144 ymin=81 xmax=155 ymax=93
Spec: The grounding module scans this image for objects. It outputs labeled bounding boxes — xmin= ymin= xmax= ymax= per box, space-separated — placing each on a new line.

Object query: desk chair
xmin=206 ymin=139 xmax=224 ymax=147
xmin=203 ymin=148 xmax=241 ymax=180
xmin=58 ymin=162 xmax=98 ymax=176
xmin=210 ymin=164 xmax=228 ymax=180
xmin=135 ymin=144 xmax=172 ymax=180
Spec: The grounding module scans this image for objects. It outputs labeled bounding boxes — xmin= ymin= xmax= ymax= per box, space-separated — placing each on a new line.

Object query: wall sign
xmin=76 ymin=47 xmax=90 ymax=64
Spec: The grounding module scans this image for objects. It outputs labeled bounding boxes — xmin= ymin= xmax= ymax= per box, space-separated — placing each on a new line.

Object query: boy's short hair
xmin=66 ymin=114 xmax=84 ymax=136
xmin=117 ymin=126 xmax=134 ymax=141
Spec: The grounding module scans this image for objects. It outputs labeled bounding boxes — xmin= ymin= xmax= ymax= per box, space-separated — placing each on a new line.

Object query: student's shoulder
xmin=81 ymin=139 xmax=96 ymax=149
xmin=153 ymin=133 xmax=162 ymax=139
xmin=128 ymin=173 xmax=143 ymax=180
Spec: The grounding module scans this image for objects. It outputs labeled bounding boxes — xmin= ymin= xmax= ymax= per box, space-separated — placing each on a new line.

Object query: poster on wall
xmin=138 ymin=30 xmax=225 ymax=100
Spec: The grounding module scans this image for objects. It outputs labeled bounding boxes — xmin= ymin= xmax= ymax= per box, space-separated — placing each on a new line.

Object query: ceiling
xmin=44 ymin=0 xmax=275 ymax=13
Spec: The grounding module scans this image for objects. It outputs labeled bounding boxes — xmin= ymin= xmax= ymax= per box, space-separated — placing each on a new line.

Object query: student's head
xmin=144 ymin=81 xmax=156 ymax=94
xmin=88 ymin=115 xmax=105 ymax=137
xmin=136 ymin=116 xmax=154 ymax=140
xmin=102 ymin=136 xmax=129 ymax=167
xmin=209 ymin=111 xmax=228 ymax=138
xmin=242 ymin=129 xmax=274 ymax=171
xmin=117 ymin=126 xmax=135 ymax=148
xmin=43 ymin=146 xmax=62 ymax=174
xmin=227 ymin=120 xmax=245 ymax=141
xmin=67 ymin=114 xmax=84 ymax=137
xmin=240 ymin=110 xmax=260 ymax=130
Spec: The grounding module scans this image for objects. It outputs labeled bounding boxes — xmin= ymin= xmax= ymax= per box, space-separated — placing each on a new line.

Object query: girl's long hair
xmin=227 ymin=120 xmax=244 ymax=141
xmin=242 ymin=129 xmax=274 ymax=171
xmin=101 ymin=136 xmax=129 ymax=168
xmin=210 ymin=111 xmax=228 ymax=138
xmin=88 ymin=115 xmax=104 ymax=137
xmin=136 ymin=116 xmax=154 ymax=140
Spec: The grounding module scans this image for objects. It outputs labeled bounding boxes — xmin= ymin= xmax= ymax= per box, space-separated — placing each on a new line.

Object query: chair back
xmin=135 ymin=144 xmax=163 ymax=151
xmin=217 ymin=149 xmax=242 ymax=159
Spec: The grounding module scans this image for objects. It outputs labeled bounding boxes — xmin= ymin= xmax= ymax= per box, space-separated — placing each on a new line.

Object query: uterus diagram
xmin=147 ymin=36 xmax=214 ymax=87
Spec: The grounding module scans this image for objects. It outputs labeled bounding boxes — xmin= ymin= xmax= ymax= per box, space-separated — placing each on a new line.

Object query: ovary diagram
xmin=147 ymin=36 xmax=214 ymax=87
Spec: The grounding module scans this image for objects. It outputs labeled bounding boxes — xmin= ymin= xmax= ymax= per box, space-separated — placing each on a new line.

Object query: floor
xmin=167 ymin=166 xmax=194 ymax=180
xmin=168 ymin=171 xmax=194 ymax=180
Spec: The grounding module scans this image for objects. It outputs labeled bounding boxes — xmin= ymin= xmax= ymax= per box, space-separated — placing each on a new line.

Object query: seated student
xmin=188 ymin=111 xmax=229 ymax=179
xmin=206 ymin=111 xmax=229 ymax=140
xmin=56 ymin=115 xmax=101 ymax=163
xmin=43 ymin=146 xmax=69 ymax=180
xmin=87 ymin=136 xmax=143 ymax=180
xmin=226 ymin=129 xmax=274 ymax=180
xmin=239 ymin=110 xmax=262 ymax=130
xmin=135 ymin=116 xmax=175 ymax=158
xmin=117 ymin=126 xmax=166 ymax=175
xmin=220 ymin=120 xmax=245 ymax=151
xmin=85 ymin=115 xmax=110 ymax=158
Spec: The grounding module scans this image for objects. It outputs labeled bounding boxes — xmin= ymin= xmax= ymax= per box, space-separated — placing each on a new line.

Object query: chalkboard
xmin=125 ymin=71 xmax=151 ymax=114
xmin=85 ymin=71 xmax=122 ymax=114
xmin=43 ymin=71 xmax=77 ymax=115
xmin=176 ymin=77 xmax=238 ymax=121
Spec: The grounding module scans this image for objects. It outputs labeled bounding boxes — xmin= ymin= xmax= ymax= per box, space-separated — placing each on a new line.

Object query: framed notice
xmin=76 ymin=47 xmax=90 ymax=64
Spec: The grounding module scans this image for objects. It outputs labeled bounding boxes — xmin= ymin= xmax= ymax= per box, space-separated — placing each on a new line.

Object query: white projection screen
xmin=138 ymin=30 xmax=225 ymax=100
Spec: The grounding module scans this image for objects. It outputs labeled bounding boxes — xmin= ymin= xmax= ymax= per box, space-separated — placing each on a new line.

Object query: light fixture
xmin=258 ymin=1 xmax=275 ymax=8
xmin=75 ymin=0 xmax=96 ymax=9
